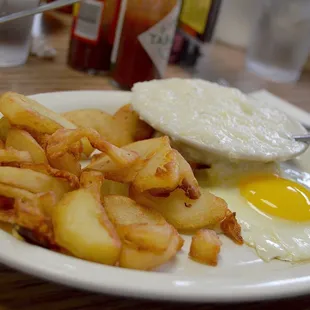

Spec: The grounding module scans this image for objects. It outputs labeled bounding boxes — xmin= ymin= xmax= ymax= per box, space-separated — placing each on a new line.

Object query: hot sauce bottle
xmin=67 ymin=0 xmax=121 ymax=74
xmin=111 ymin=0 xmax=181 ymax=89
xmin=46 ymin=0 xmax=73 ymax=13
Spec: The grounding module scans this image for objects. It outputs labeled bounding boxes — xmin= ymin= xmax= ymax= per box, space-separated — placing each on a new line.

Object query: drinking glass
xmin=0 ymin=0 xmax=40 ymax=67
xmin=246 ymin=0 xmax=310 ymax=83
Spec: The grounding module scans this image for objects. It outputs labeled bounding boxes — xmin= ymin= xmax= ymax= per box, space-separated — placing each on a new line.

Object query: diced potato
xmin=12 ymin=162 xmax=79 ymax=192
xmin=13 ymin=193 xmax=56 ymax=248
xmin=80 ymin=170 xmax=103 ymax=201
xmin=87 ymin=137 xmax=200 ymax=199
xmin=101 ymin=179 xmax=129 ymax=197
xmin=63 ymin=104 xmax=154 ymax=147
xmin=0 ymin=183 xmax=36 ymax=200
xmin=134 ymin=116 xmax=155 ymax=142
xmin=130 ymin=187 xmax=228 ymax=231
xmin=0 ymin=148 xmax=32 ymax=163
xmin=0 ymin=117 xmax=10 ymax=141
xmin=0 ymin=209 xmax=15 ymax=224
xmin=6 ymin=128 xmax=48 ymax=164
xmin=113 ymin=104 xmax=154 ymax=143
xmin=87 ymin=136 xmax=181 ymax=195
xmin=175 ymin=150 xmax=200 ymax=199
xmin=119 ymin=226 xmax=182 ymax=270
xmin=118 ymin=223 xmax=173 ymax=253
xmin=104 ymin=195 xmax=166 ymax=226
xmin=220 ymin=211 xmax=243 ymax=245
xmin=87 ymin=136 xmax=170 ymax=179
xmin=133 ymin=148 xmax=179 ymax=194
xmin=63 ymin=109 xmax=120 ymax=145
xmin=53 ymin=189 xmax=121 ymax=265
xmin=48 ymin=153 xmax=81 ymax=177
xmin=0 ymin=167 xmax=70 ymax=201
xmin=0 ymin=92 xmax=93 ymax=157
xmin=103 ymin=195 xmax=183 ymax=270
xmin=46 ymin=128 xmax=139 ymax=167
xmin=189 ymin=229 xmax=222 ymax=266
xmin=0 ymin=92 xmax=70 ymax=134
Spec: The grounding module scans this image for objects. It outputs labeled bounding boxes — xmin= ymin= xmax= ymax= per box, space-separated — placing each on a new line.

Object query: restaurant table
xmin=0 ymin=11 xmax=310 ymax=310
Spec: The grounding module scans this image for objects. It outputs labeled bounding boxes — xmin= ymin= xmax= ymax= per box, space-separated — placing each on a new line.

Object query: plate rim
xmin=0 ymin=90 xmax=310 ymax=303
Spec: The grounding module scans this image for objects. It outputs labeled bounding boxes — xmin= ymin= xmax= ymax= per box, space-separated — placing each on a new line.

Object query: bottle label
xmin=74 ymin=0 xmax=104 ymax=42
xmin=138 ymin=1 xmax=181 ymax=78
xmin=180 ymin=0 xmax=212 ymax=35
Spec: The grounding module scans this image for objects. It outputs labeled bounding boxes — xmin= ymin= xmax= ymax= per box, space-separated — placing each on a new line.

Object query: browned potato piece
xmin=130 ymin=187 xmax=228 ymax=231
xmin=0 ymin=183 xmax=36 ymax=200
xmin=220 ymin=211 xmax=243 ymax=245
xmin=101 ymin=179 xmax=129 ymax=197
xmin=0 ymin=92 xmax=93 ymax=157
xmin=0 ymin=167 xmax=70 ymax=201
xmin=46 ymin=128 xmax=139 ymax=167
xmin=175 ymin=150 xmax=200 ymax=200
xmin=48 ymin=153 xmax=81 ymax=177
xmin=0 ymin=148 xmax=32 ymax=163
xmin=113 ymin=104 xmax=154 ymax=143
xmin=87 ymin=137 xmax=200 ymax=199
xmin=104 ymin=195 xmax=166 ymax=226
xmin=0 ymin=190 xmax=57 ymax=249
xmin=6 ymin=128 xmax=48 ymax=164
xmin=63 ymin=104 xmax=154 ymax=147
xmin=189 ymin=229 xmax=222 ymax=266
xmin=86 ymin=152 xmax=141 ymax=183
xmin=119 ymin=224 xmax=182 ymax=270
xmin=80 ymin=170 xmax=103 ymax=201
xmin=133 ymin=148 xmax=179 ymax=194
xmin=63 ymin=109 xmax=119 ymax=144
xmin=103 ymin=195 xmax=183 ymax=270
xmin=118 ymin=223 xmax=173 ymax=253
xmin=0 ymin=209 xmax=15 ymax=224
xmin=7 ymin=162 xmax=80 ymax=191
xmin=0 ymin=92 xmax=73 ymax=134
xmin=53 ymin=189 xmax=121 ymax=265
xmin=134 ymin=117 xmax=155 ymax=142
xmin=87 ymin=136 xmax=181 ymax=195
xmin=13 ymin=194 xmax=56 ymax=247
xmin=0 ymin=117 xmax=10 ymax=141
xmin=123 ymin=136 xmax=171 ymax=158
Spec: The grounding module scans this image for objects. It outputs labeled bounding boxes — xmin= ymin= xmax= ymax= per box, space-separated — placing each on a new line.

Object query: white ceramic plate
xmin=1 ymin=90 xmax=310 ymax=303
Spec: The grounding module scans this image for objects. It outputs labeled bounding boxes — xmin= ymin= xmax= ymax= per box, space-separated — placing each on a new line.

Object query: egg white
xmin=197 ymin=161 xmax=310 ymax=262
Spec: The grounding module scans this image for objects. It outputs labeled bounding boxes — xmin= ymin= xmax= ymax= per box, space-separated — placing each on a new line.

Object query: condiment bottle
xmin=67 ymin=0 xmax=121 ymax=74
xmin=170 ymin=0 xmax=222 ymax=66
xmin=46 ymin=0 xmax=73 ymax=14
xmin=111 ymin=0 xmax=181 ymax=89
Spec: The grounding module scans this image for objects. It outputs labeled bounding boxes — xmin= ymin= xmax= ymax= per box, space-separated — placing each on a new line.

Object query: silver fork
xmin=0 ymin=0 xmax=80 ymax=24
xmin=0 ymin=0 xmax=8 ymax=17
xmin=293 ymin=133 xmax=310 ymax=143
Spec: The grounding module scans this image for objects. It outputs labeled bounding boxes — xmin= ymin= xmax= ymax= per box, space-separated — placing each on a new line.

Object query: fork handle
xmin=293 ymin=134 xmax=310 ymax=143
xmin=0 ymin=0 xmax=80 ymax=24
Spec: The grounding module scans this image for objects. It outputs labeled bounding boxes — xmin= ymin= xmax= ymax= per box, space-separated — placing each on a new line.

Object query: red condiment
xmin=67 ymin=0 xmax=120 ymax=74
xmin=47 ymin=0 xmax=73 ymax=14
xmin=112 ymin=0 xmax=181 ymax=89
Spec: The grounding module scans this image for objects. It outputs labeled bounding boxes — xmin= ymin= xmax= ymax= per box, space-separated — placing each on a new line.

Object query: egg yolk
xmin=240 ymin=174 xmax=310 ymax=222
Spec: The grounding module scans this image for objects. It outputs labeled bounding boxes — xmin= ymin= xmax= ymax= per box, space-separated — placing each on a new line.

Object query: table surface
xmin=0 ymin=12 xmax=310 ymax=310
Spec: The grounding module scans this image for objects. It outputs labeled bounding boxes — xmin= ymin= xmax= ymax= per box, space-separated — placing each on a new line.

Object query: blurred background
xmin=0 ymin=0 xmax=310 ymax=109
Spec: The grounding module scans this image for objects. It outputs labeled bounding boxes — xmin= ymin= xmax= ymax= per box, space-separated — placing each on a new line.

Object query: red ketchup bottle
xmin=67 ymin=0 xmax=121 ymax=74
xmin=111 ymin=0 xmax=181 ymax=89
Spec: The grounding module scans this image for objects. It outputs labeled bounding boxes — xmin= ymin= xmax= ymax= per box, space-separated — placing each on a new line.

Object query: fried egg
xmin=202 ymin=161 xmax=310 ymax=262
xmin=132 ymin=78 xmax=308 ymax=163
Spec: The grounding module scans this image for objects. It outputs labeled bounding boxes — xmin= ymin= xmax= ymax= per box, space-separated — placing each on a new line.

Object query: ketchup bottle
xmin=67 ymin=0 xmax=121 ymax=74
xmin=111 ymin=0 xmax=181 ymax=89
